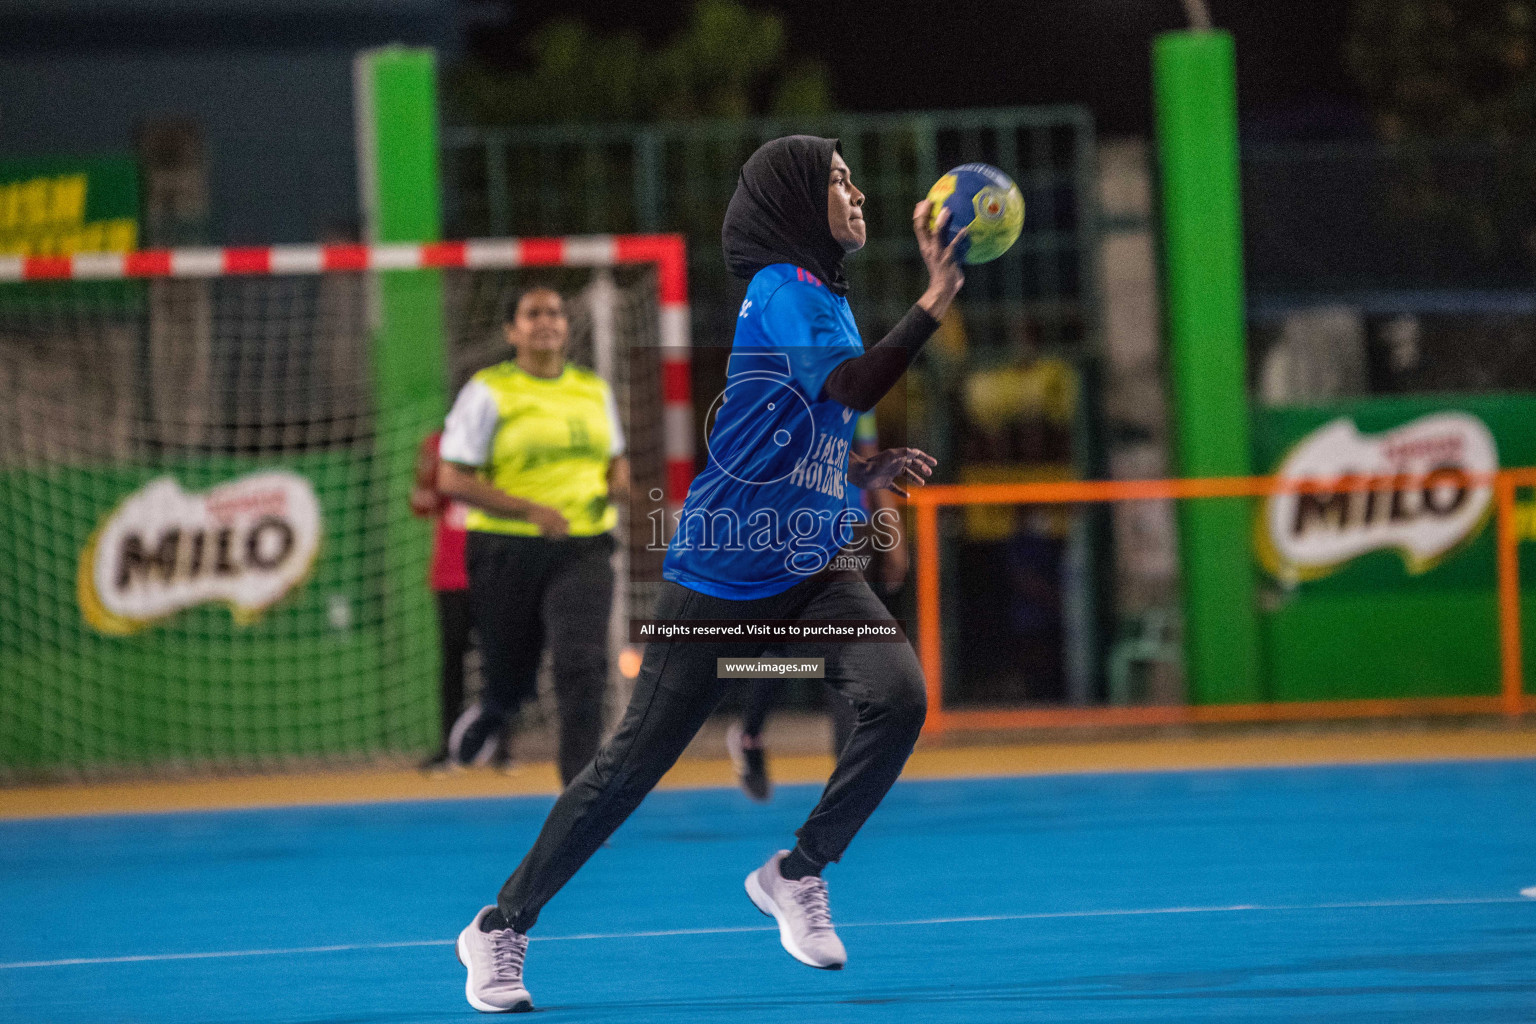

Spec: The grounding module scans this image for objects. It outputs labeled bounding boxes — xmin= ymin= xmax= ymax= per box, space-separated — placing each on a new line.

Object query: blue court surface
xmin=3 ymin=759 xmax=1534 ymax=1023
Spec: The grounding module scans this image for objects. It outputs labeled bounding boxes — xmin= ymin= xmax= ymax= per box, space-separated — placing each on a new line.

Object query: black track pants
xmin=466 ymin=531 xmax=614 ymax=787
xmin=496 ymin=573 xmax=925 ymax=932
xmin=740 ymin=677 xmax=858 ymax=757
xmin=434 ymin=588 xmax=473 ymax=747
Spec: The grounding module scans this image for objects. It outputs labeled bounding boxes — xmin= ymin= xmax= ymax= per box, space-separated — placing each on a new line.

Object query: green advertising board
xmin=0 ymin=156 xmax=142 ymax=317
xmin=0 ymin=454 xmax=419 ymax=770
xmin=0 ymin=155 xmax=139 ymax=256
xmin=1252 ymin=395 xmax=1536 ymax=701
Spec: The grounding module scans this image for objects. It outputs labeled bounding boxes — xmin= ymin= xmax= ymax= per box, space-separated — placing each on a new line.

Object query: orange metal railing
xmin=909 ymin=470 xmax=1536 ymax=735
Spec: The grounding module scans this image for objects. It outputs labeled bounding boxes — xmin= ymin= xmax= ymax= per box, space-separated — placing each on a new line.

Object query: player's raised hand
xmin=914 ymin=200 xmax=966 ymax=320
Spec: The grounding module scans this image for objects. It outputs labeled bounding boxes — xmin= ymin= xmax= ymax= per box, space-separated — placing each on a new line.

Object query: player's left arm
xmin=847 ymin=447 xmax=936 ymax=498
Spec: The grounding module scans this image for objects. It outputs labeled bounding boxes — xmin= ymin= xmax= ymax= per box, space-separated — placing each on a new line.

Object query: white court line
xmin=0 ymin=940 xmax=451 ymax=970
xmin=1 ymin=896 xmax=1527 ymax=971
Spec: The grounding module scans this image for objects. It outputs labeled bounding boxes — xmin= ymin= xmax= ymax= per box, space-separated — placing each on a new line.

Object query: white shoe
xmin=745 ymin=851 xmax=847 ymax=969
xmin=456 ymin=906 xmax=534 ymax=1013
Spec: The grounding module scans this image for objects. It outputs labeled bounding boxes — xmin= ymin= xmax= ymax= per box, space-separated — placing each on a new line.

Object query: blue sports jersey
xmin=664 ymin=264 xmax=866 ymax=599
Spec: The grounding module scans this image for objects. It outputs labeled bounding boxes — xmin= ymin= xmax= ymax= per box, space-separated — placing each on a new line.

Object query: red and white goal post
xmin=0 ymin=234 xmax=696 ymax=512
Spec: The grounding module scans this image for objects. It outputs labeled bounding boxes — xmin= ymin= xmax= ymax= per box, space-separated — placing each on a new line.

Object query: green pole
xmin=1152 ymin=30 xmax=1264 ymax=704
xmin=354 ymin=46 xmax=448 ymax=750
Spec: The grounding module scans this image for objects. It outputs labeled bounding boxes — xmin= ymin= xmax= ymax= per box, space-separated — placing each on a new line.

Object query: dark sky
xmin=466 ymin=0 xmax=1367 ymax=138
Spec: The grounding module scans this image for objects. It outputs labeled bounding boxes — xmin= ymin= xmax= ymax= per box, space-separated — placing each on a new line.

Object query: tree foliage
xmin=448 ymin=0 xmax=833 ymax=125
xmin=1347 ymin=0 xmax=1536 ymax=139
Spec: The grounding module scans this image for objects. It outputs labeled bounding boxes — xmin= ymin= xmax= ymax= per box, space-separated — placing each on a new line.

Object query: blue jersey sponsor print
xmin=664 ymin=264 xmax=867 ymax=599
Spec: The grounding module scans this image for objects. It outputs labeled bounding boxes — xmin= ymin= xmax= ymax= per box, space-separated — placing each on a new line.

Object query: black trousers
xmin=467 ymin=531 xmax=615 ymax=787
xmin=497 ymin=573 xmax=926 ymax=932
xmin=741 ymin=679 xmax=858 ymax=757
xmin=434 ymin=588 xmax=474 ymax=747
xmin=739 ymin=582 xmax=905 ymax=756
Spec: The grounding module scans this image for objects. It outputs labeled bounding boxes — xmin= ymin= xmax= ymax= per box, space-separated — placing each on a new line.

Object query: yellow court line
xmin=3 ymin=725 xmax=1535 ymax=821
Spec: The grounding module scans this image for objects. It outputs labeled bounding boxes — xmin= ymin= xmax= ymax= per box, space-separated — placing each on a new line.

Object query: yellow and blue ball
xmin=926 ymin=163 xmax=1024 ymax=264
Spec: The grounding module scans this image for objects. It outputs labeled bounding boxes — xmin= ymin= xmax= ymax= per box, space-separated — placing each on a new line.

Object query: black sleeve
xmin=822 ymin=304 xmax=940 ymax=412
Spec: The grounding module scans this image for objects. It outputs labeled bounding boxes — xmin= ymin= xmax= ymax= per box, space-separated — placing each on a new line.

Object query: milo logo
xmin=78 ymin=471 xmax=322 ymax=634
xmin=1258 ymin=413 xmax=1498 ymax=583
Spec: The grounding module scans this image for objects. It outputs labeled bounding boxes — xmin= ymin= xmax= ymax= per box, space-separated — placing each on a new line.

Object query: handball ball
xmin=926 ymin=163 xmax=1024 ymax=264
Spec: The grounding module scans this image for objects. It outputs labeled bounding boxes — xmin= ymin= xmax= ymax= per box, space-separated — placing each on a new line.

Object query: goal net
xmin=0 ymin=237 xmax=692 ymax=779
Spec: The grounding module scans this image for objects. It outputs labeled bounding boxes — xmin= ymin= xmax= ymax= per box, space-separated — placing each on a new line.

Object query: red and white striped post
xmin=0 ymin=235 xmax=697 ymax=511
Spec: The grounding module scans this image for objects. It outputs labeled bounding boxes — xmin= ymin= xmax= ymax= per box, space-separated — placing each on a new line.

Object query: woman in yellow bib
xmin=438 ymin=286 xmax=629 ymax=786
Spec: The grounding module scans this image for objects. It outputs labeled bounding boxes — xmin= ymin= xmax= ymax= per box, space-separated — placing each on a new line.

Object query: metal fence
xmin=442 ymin=108 xmax=1099 ymax=367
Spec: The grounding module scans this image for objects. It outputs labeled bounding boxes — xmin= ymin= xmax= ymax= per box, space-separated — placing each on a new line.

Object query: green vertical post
xmin=1152 ymin=30 xmax=1264 ymax=704
xmin=355 ymin=47 xmax=447 ymax=749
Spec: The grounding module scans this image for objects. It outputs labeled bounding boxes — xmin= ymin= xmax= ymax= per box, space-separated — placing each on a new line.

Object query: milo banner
xmin=1258 ymin=412 xmax=1498 ymax=585
xmin=1252 ymin=395 xmax=1536 ymax=700
xmin=78 ymin=472 xmax=323 ymax=636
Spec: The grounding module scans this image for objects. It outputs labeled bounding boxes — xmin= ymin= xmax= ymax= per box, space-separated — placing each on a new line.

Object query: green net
xmin=0 ymin=264 xmax=665 ymax=780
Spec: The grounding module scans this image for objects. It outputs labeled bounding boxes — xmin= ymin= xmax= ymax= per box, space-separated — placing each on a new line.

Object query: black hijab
xmin=721 ymin=135 xmax=849 ymax=296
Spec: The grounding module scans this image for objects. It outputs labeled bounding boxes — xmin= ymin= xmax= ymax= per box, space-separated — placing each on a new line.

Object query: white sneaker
xmin=745 ymin=851 xmax=847 ymax=970
xmin=456 ymin=906 xmax=534 ymax=1013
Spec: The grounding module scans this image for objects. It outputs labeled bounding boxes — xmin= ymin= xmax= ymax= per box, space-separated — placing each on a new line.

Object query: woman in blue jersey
xmin=456 ymin=135 xmax=965 ymax=1011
